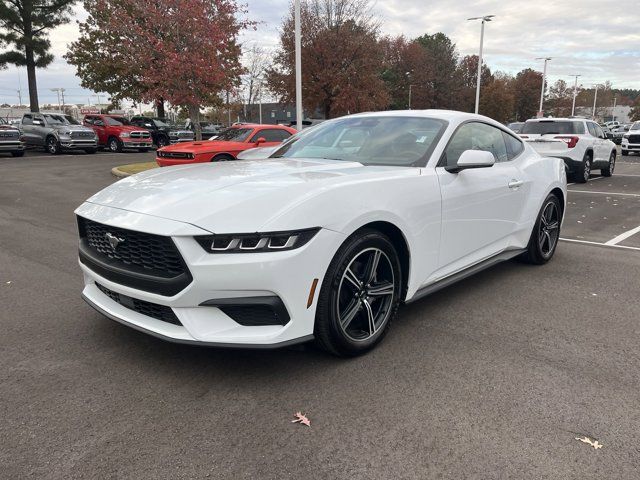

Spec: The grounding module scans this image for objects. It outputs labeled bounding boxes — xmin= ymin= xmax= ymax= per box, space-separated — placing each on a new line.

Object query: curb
xmin=111 ymin=166 xmax=131 ymax=178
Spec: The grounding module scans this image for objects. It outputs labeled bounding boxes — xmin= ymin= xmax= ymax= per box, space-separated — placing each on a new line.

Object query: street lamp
xmin=294 ymin=0 xmax=303 ymax=131
xmin=592 ymin=84 xmax=600 ymax=120
xmin=536 ymin=57 xmax=552 ymax=116
xmin=570 ymin=74 xmax=581 ymax=117
xmin=467 ymin=15 xmax=495 ymax=114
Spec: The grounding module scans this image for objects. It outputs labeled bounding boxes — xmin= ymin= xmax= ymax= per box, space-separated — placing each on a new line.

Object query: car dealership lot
xmin=1 ymin=153 xmax=640 ymax=478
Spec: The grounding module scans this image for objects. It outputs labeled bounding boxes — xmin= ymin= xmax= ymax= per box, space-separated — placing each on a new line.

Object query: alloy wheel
xmin=539 ymin=201 xmax=560 ymax=257
xmin=336 ymin=248 xmax=395 ymax=342
xmin=47 ymin=138 xmax=57 ymax=154
xmin=609 ymin=154 xmax=615 ymax=174
xmin=109 ymin=139 xmax=118 ymax=152
xmin=583 ymin=157 xmax=591 ymax=181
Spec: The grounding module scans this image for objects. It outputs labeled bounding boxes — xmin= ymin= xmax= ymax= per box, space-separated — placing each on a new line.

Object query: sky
xmin=0 ymin=0 xmax=638 ymax=107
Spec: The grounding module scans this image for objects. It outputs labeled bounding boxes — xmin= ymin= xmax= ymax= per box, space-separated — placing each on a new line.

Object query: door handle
xmin=508 ymin=179 xmax=524 ymax=189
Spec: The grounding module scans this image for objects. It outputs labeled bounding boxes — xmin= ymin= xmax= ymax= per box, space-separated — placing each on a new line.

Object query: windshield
xmin=631 ymin=123 xmax=640 ymax=131
xmin=521 ymin=120 xmax=585 ymax=135
xmin=271 ymin=116 xmax=447 ymax=167
xmin=0 ymin=118 xmax=6 ymax=125
xmin=215 ymin=128 xmax=252 ymax=142
xmin=105 ymin=116 xmax=128 ymax=126
xmin=64 ymin=115 xmax=81 ymax=125
xmin=44 ymin=114 xmax=68 ymax=126
xmin=152 ymin=119 xmax=170 ymax=127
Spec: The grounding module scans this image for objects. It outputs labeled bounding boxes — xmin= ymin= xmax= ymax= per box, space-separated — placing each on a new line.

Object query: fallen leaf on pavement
xmin=575 ymin=436 xmax=603 ymax=449
xmin=292 ymin=412 xmax=311 ymax=427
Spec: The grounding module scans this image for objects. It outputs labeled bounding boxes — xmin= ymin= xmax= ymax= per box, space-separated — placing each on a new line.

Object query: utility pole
xmin=408 ymin=84 xmax=413 ymax=110
xmin=468 ymin=15 xmax=495 ymax=114
xmin=50 ymin=88 xmax=62 ymax=112
xmin=536 ymin=57 xmax=552 ymax=116
xmin=294 ymin=0 xmax=303 ymax=131
xmin=17 ymin=89 xmax=23 ymax=107
xmin=570 ymin=74 xmax=581 ymax=117
xmin=592 ymin=84 xmax=599 ymax=120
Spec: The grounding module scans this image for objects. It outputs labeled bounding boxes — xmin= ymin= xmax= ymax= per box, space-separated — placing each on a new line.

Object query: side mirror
xmin=255 ymin=137 xmax=267 ymax=145
xmin=446 ymin=149 xmax=495 ymax=173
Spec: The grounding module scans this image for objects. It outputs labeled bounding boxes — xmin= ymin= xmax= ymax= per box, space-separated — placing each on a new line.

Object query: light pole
xmin=570 ymin=74 xmax=581 ymax=116
xmin=408 ymin=84 xmax=414 ymax=110
xmin=294 ymin=0 xmax=303 ymax=131
xmin=592 ymin=84 xmax=600 ymax=120
xmin=50 ymin=88 xmax=64 ymax=112
xmin=536 ymin=57 xmax=552 ymax=116
xmin=468 ymin=15 xmax=495 ymax=114
xmin=92 ymin=93 xmax=103 ymax=113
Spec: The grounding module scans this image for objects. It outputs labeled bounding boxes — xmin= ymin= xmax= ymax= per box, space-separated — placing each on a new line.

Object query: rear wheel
xmin=212 ymin=154 xmax=233 ymax=162
xmin=574 ymin=152 xmax=592 ymax=183
xmin=520 ymin=193 xmax=562 ymax=265
xmin=314 ymin=229 xmax=402 ymax=356
xmin=601 ymin=151 xmax=615 ymax=177
xmin=157 ymin=136 xmax=169 ymax=148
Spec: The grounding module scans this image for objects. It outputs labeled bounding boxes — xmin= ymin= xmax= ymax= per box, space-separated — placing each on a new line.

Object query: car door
xmin=31 ymin=114 xmax=47 ymax=146
xmin=434 ymin=122 xmax=530 ymax=276
xmin=89 ymin=116 xmax=108 ymax=145
xmin=21 ymin=114 xmax=36 ymax=146
xmin=586 ymin=122 xmax=604 ymax=163
xmin=592 ymin=124 xmax=610 ymax=164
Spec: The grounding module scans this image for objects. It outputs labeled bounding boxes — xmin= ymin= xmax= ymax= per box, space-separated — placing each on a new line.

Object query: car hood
xmin=159 ymin=140 xmax=247 ymax=154
xmin=84 ymin=158 xmax=416 ymax=233
xmin=108 ymin=125 xmax=148 ymax=133
xmin=54 ymin=125 xmax=94 ymax=132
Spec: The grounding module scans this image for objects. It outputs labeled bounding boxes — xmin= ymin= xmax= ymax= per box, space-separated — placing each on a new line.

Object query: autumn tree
xmin=67 ymin=0 xmax=251 ymax=139
xmin=546 ymin=79 xmax=574 ymax=117
xmin=0 ymin=0 xmax=77 ymax=112
xmin=457 ymin=55 xmax=493 ymax=113
xmin=512 ymin=68 xmax=542 ymax=121
xmin=414 ymin=32 xmax=462 ymax=109
xmin=267 ymin=0 xmax=389 ymax=119
xmin=479 ymin=72 xmax=515 ymax=123
xmin=630 ymin=97 xmax=640 ymax=122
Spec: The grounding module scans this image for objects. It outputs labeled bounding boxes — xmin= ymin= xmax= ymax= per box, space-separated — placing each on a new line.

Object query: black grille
xmin=0 ymin=130 xmax=19 ymax=139
xmin=78 ymin=217 xmax=192 ymax=296
xmin=159 ymin=151 xmax=191 ymax=159
xmin=81 ymin=218 xmax=184 ymax=277
xmin=219 ymin=305 xmax=284 ymax=326
xmin=96 ymin=283 xmax=181 ymax=325
xmin=628 ymin=134 xmax=640 ymax=143
xmin=130 ymin=131 xmax=151 ymax=139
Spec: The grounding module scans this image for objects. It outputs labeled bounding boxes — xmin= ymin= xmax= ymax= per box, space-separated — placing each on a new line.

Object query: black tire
xmin=138 ymin=148 xmax=149 ymax=153
xmin=157 ymin=136 xmax=169 ymax=148
xmin=11 ymin=151 xmax=25 ymax=157
xmin=46 ymin=136 xmax=61 ymax=155
xmin=84 ymin=148 xmax=97 ymax=154
xmin=108 ymin=137 xmax=122 ymax=153
xmin=211 ymin=154 xmax=234 ymax=162
xmin=621 ymin=150 xmax=628 ymax=156
xmin=314 ymin=229 xmax=402 ymax=357
xmin=520 ymin=193 xmax=562 ymax=265
xmin=574 ymin=152 xmax=592 ymax=183
xmin=601 ymin=151 xmax=615 ymax=177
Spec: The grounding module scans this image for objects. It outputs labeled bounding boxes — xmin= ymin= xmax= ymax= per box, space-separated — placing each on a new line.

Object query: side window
xmin=84 ymin=116 xmax=93 ymax=125
xmin=93 ymin=117 xmax=105 ymax=126
xmin=594 ymin=125 xmax=605 ymax=139
xmin=586 ymin=123 xmax=597 ymax=137
xmin=502 ymin=131 xmax=524 ymax=160
xmin=251 ymin=129 xmax=291 ymax=142
xmin=33 ymin=115 xmax=45 ymax=125
xmin=22 ymin=115 xmax=33 ymax=126
xmin=442 ymin=122 xmax=508 ymax=167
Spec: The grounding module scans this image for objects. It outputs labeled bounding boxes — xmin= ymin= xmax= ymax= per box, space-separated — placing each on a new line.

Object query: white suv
xmin=520 ymin=118 xmax=617 ymax=183
xmin=621 ymin=122 xmax=640 ymax=156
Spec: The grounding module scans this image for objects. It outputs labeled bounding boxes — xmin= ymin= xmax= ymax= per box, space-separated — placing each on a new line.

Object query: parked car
xmin=20 ymin=113 xmax=98 ymax=154
xmin=129 ymin=116 xmax=194 ymax=147
xmin=506 ymin=122 xmax=524 ymax=134
xmin=184 ymin=120 xmax=223 ymax=139
xmin=621 ymin=122 xmax=640 ymax=156
xmin=0 ymin=117 xmax=25 ymax=157
xmin=155 ymin=123 xmax=297 ymax=166
xmin=519 ymin=117 xmax=616 ymax=183
xmin=608 ymin=125 xmax=627 ymax=145
xmin=83 ymin=114 xmax=153 ymax=152
xmin=76 ymin=110 xmax=566 ymax=356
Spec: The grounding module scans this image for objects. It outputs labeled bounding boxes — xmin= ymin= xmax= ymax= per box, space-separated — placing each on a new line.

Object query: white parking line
xmin=566 ymin=176 xmax=605 ymax=186
xmin=560 ymin=238 xmax=640 ymax=251
xmin=567 ymin=190 xmax=640 ymax=197
xmin=605 ymin=225 xmax=640 ymax=245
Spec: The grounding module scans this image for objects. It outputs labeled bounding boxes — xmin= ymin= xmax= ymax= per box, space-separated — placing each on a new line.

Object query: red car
xmin=155 ymin=124 xmax=297 ymax=166
xmin=83 ymin=114 xmax=153 ymax=153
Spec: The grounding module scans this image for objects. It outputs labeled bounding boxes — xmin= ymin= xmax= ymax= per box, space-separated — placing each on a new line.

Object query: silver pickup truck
xmin=0 ymin=117 xmax=25 ymax=157
xmin=21 ymin=113 xmax=98 ymax=154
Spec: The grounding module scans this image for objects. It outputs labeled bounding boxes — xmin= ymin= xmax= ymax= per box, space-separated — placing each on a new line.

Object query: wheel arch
xmin=350 ymin=220 xmax=411 ymax=301
xmin=212 ymin=152 xmax=236 ymax=161
xmin=549 ymin=187 xmax=565 ymax=216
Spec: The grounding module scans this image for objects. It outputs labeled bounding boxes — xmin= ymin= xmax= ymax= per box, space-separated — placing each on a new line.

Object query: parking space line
xmin=567 ymin=176 xmax=605 ymax=186
xmin=566 ymin=190 xmax=640 ymax=197
xmin=609 ymin=174 xmax=640 ymax=177
xmin=605 ymin=225 xmax=640 ymax=245
xmin=560 ymin=238 xmax=640 ymax=251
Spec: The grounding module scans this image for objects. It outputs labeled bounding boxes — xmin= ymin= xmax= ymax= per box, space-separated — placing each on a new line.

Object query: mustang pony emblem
xmin=105 ymin=232 xmax=125 ymax=250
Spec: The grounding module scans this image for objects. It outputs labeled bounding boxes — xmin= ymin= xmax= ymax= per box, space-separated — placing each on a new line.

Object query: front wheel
xmin=46 ymin=136 xmax=61 ymax=155
xmin=108 ymin=137 xmax=122 ymax=153
xmin=156 ymin=136 xmax=169 ymax=148
xmin=314 ymin=229 xmax=402 ymax=356
xmin=601 ymin=151 xmax=615 ymax=177
xmin=520 ymin=194 xmax=562 ymax=265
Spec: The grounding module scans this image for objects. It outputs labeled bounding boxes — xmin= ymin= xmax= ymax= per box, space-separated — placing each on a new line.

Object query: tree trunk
xmin=156 ymin=98 xmax=165 ymax=118
xmin=188 ymin=104 xmax=202 ymax=141
xmin=25 ymin=46 xmax=39 ymax=113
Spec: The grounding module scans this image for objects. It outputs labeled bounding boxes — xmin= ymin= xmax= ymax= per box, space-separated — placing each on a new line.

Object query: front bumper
xmin=622 ymin=142 xmax=640 ymax=152
xmin=75 ymin=203 xmax=345 ymax=347
xmin=122 ymin=139 xmax=153 ymax=149
xmin=0 ymin=142 xmax=25 ymax=152
xmin=59 ymin=138 xmax=98 ymax=149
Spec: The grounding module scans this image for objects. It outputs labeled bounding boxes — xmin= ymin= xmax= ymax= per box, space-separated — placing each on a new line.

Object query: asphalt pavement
xmin=1 ymin=150 xmax=640 ymax=479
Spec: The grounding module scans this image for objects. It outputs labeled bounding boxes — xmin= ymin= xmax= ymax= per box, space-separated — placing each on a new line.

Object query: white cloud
xmin=1 ymin=0 xmax=638 ymax=106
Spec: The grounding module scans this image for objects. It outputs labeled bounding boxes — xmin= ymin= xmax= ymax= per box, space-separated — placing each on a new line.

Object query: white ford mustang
xmin=76 ymin=110 xmax=567 ymax=356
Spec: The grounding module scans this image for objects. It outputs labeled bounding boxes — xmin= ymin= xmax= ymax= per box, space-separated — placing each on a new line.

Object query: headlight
xmin=120 ymin=132 xmax=130 ymax=138
xmin=195 ymin=228 xmax=320 ymax=253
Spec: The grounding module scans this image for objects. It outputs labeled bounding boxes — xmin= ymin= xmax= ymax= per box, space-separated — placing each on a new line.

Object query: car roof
xmin=525 ymin=117 xmax=589 ymax=122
